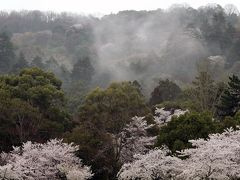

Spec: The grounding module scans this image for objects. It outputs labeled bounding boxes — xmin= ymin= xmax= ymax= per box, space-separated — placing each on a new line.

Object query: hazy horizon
xmin=1 ymin=0 xmax=240 ymax=16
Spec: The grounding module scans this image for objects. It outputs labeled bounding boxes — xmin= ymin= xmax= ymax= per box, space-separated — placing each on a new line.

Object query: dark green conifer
xmin=0 ymin=32 xmax=15 ymax=73
xmin=217 ymin=74 xmax=240 ymax=116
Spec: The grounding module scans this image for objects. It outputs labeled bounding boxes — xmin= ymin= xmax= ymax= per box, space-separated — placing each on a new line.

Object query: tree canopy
xmin=0 ymin=67 xmax=73 ymax=151
xmin=149 ymin=79 xmax=181 ymax=106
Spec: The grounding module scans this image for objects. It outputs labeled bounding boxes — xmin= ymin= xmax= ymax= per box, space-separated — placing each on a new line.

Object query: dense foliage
xmin=156 ymin=112 xmax=217 ymax=152
xmin=0 ymin=68 xmax=72 ymax=151
xmin=1 ymin=4 xmax=240 ymax=180
xmin=67 ymin=81 xmax=148 ymax=179
xmin=217 ymin=74 xmax=240 ymax=116
xmin=0 ymin=32 xmax=15 ymax=73
xmin=149 ymin=79 xmax=181 ymax=105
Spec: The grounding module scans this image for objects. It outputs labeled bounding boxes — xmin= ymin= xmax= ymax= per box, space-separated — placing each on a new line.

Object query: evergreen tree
xmin=156 ymin=112 xmax=217 ymax=152
xmin=71 ymin=56 xmax=94 ymax=83
xmin=0 ymin=68 xmax=72 ymax=141
xmin=217 ymin=74 xmax=240 ymax=116
xmin=149 ymin=79 xmax=181 ymax=106
xmin=0 ymin=32 xmax=15 ymax=73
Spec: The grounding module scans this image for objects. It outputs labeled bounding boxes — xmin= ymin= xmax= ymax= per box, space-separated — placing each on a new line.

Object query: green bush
xmin=156 ymin=112 xmax=217 ymax=152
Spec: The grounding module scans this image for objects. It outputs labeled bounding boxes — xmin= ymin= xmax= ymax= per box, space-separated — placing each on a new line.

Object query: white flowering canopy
xmin=154 ymin=107 xmax=188 ymax=125
xmin=118 ymin=128 xmax=240 ymax=180
xmin=119 ymin=108 xmax=188 ymax=163
xmin=0 ymin=139 xmax=93 ymax=180
xmin=120 ymin=116 xmax=156 ymax=163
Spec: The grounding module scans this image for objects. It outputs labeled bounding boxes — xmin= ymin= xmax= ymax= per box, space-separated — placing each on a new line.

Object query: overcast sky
xmin=1 ymin=0 xmax=240 ymax=16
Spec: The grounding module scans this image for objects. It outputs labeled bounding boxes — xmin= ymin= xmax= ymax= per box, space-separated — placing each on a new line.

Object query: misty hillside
xmin=1 ymin=4 xmax=240 ymax=92
xmin=1 ymin=3 xmax=240 ymax=180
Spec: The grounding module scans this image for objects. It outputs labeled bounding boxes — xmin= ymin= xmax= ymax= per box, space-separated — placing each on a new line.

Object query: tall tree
xmin=192 ymin=71 xmax=215 ymax=111
xmin=71 ymin=56 xmax=95 ymax=84
xmin=0 ymin=32 xmax=15 ymax=73
xmin=67 ymin=81 xmax=148 ymax=179
xmin=187 ymin=71 xmax=225 ymax=114
xmin=217 ymin=74 xmax=240 ymax=117
xmin=0 ymin=96 xmax=42 ymax=151
xmin=0 ymin=67 xmax=72 ymax=141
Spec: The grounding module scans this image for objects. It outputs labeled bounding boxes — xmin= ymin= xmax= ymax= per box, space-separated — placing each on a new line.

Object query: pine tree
xmin=217 ymin=74 xmax=240 ymax=116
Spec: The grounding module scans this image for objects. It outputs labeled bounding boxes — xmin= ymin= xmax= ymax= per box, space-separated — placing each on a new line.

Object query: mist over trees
xmin=0 ymin=4 xmax=239 ymax=95
xmin=1 ymin=3 xmax=240 ymax=180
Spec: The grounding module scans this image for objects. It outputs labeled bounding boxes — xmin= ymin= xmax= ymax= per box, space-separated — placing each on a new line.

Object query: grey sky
xmin=1 ymin=0 xmax=240 ymax=16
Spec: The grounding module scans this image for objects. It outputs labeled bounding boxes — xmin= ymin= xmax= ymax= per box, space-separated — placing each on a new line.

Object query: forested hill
xmin=1 ymin=4 xmax=240 ymax=95
xmin=2 ymin=4 xmax=240 ymax=180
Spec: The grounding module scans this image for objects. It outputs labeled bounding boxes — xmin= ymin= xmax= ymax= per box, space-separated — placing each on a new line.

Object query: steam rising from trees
xmin=0 ymin=4 xmax=239 ymax=96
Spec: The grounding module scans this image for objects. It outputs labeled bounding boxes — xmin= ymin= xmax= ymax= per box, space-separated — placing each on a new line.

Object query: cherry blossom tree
xmin=118 ymin=128 xmax=240 ymax=180
xmin=119 ymin=116 xmax=156 ymax=163
xmin=118 ymin=108 xmax=188 ymax=163
xmin=179 ymin=128 xmax=240 ymax=179
xmin=118 ymin=147 xmax=183 ymax=180
xmin=0 ymin=139 xmax=93 ymax=180
xmin=154 ymin=107 xmax=188 ymax=125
